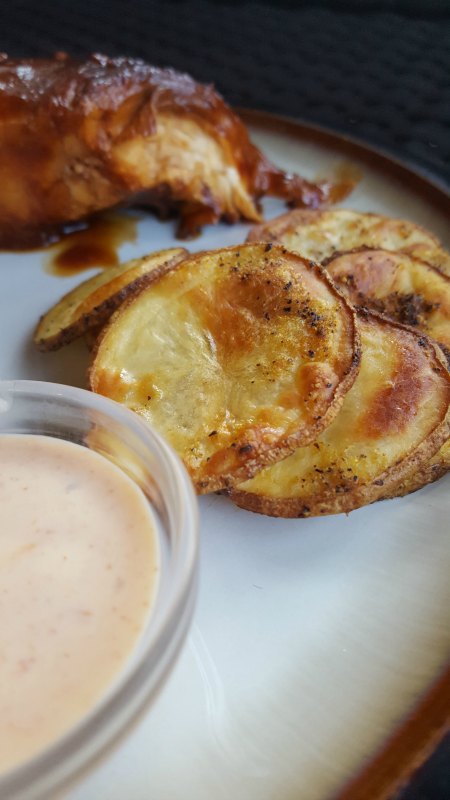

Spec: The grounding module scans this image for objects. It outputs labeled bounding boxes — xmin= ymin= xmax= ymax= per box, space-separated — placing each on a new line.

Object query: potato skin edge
xmin=229 ymin=317 xmax=450 ymax=516
xmin=89 ymin=242 xmax=362 ymax=494
xmin=34 ymin=248 xmax=188 ymax=351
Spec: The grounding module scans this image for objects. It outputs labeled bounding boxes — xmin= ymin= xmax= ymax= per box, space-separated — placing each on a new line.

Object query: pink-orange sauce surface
xmin=0 ymin=434 xmax=159 ymax=773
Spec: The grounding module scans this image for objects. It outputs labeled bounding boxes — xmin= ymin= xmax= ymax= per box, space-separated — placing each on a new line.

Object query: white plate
xmin=1 ymin=115 xmax=449 ymax=800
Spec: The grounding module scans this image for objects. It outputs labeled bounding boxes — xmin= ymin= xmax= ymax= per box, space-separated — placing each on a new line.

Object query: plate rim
xmin=2 ymin=108 xmax=450 ymax=800
xmin=242 ymin=107 xmax=450 ymax=800
xmin=241 ymin=107 xmax=450 ymax=209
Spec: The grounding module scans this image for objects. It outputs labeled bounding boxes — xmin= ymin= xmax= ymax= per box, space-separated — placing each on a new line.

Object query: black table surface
xmin=1 ymin=1 xmax=450 ymax=798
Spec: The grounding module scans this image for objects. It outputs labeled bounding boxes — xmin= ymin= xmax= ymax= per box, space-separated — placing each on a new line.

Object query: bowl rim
xmin=0 ymin=378 xmax=199 ymax=800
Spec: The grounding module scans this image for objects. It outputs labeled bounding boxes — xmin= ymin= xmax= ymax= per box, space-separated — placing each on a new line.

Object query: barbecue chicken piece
xmin=0 ymin=54 xmax=336 ymax=248
xmin=247 ymin=209 xmax=450 ymax=275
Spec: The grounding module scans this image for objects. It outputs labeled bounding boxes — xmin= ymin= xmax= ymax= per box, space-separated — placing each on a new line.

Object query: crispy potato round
xmin=230 ymin=311 xmax=450 ymax=517
xmin=324 ymin=248 xmax=450 ymax=362
xmin=325 ymin=248 xmax=450 ymax=493
xmin=247 ymin=209 xmax=450 ymax=274
xmin=34 ymin=247 xmax=187 ymax=351
xmin=89 ymin=243 xmax=360 ymax=493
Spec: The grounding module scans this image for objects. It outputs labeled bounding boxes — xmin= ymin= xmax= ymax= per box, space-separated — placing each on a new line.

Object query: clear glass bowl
xmin=0 ymin=379 xmax=199 ymax=800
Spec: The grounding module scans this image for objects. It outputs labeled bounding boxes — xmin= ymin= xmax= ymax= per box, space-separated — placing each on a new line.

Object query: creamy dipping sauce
xmin=0 ymin=434 xmax=159 ymax=773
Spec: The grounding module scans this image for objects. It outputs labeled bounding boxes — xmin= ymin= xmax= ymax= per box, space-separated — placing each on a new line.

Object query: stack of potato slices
xmin=248 ymin=208 xmax=450 ymax=274
xmin=90 ymin=244 xmax=360 ymax=493
xmin=35 ymin=210 xmax=450 ymax=517
xmin=230 ymin=311 xmax=449 ymax=515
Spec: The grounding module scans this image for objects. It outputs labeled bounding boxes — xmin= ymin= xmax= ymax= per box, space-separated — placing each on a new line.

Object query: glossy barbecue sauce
xmin=0 ymin=434 xmax=159 ymax=773
xmin=46 ymin=212 xmax=140 ymax=276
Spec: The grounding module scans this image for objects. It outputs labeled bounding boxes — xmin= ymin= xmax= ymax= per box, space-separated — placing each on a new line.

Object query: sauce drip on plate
xmin=46 ymin=212 xmax=140 ymax=276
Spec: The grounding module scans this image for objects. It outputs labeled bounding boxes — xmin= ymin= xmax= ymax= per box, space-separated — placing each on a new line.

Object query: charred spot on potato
xmin=90 ymin=242 xmax=359 ymax=493
xmin=230 ymin=311 xmax=450 ymax=517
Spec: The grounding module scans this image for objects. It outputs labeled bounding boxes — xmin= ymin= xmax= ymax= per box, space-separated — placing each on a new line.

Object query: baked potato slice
xmin=230 ymin=311 xmax=450 ymax=517
xmin=34 ymin=247 xmax=188 ymax=351
xmin=325 ymin=248 xmax=450 ymax=492
xmin=324 ymin=248 xmax=450 ymax=362
xmin=247 ymin=209 xmax=450 ymax=275
xmin=89 ymin=243 xmax=360 ymax=493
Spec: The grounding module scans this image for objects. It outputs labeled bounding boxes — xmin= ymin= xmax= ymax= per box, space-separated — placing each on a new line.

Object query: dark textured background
xmin=1 ymin=1 xmax=450 ymax=797
xmin=1 ymin=0 xmax=450 ymax=191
